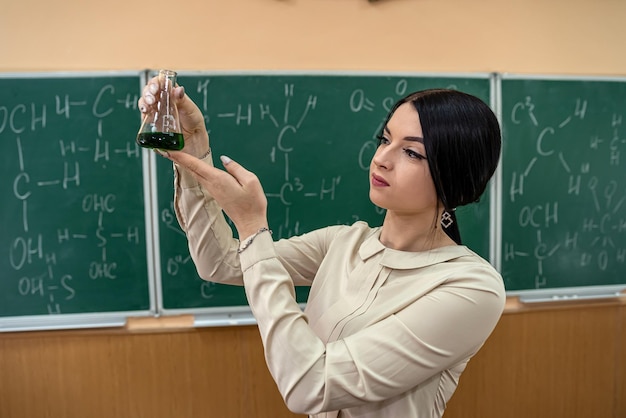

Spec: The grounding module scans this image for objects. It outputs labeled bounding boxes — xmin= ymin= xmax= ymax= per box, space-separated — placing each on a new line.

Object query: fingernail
xmin=220 ymin=155 xmax=232 ymax=165
xmin=154 ymin=149 xmax=170 ymax=158
xmin=148 ymin=83 xmax=159 ymax=94
xmin=176 ymin=86 xmax=185 ymax=100
xmin=145 ymin=94 xmax=155 ymax=105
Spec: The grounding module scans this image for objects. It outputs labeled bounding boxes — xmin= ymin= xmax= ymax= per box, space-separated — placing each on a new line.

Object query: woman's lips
xmin=371 ymin=173 xmax=389 ymax=187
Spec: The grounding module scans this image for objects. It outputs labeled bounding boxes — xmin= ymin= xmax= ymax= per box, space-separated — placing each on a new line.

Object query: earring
xmin=441 ymin=211 xmax=454 ymax=228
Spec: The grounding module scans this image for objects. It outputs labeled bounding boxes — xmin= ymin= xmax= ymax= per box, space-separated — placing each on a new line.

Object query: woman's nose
xmin=372 ymin=147 xmax=392 ymax=169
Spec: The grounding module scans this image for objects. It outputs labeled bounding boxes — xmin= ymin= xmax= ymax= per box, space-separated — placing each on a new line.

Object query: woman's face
xmin=369 ymin=102 xmax=439 ymax=216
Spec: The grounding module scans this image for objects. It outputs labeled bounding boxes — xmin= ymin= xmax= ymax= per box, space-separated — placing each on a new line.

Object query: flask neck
xmin=158 ymin=69 xmax=177 ymax=91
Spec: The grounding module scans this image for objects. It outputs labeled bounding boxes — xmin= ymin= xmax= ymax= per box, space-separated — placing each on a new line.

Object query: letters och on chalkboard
xmin=1 ymin=74 xmax=151 ymax=323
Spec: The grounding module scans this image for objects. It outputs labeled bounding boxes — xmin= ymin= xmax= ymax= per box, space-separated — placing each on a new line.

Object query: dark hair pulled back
xmin=382 ymin=89 xmax=502 ymax=244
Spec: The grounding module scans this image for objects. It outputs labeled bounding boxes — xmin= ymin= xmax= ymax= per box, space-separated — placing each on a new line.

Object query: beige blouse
xmin=173 ymin=157 xmax=506 ymax=418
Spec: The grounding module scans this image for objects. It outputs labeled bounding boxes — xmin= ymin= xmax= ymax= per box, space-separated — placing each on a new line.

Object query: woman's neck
xmin=379 ymin=211 xmax=457 ymax=252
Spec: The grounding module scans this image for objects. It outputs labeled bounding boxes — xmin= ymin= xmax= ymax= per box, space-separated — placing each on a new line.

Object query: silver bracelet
xmin=199 ymin=147 xmax=211 ymax=159
xmin=238 ymin=227 xmax=272 ymax=254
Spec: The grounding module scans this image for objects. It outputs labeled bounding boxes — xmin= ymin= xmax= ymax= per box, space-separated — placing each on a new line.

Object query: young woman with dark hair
xmin=139 ymin=79 xmax=505 ymax=418
xmin=380 ymin=89 xmax=502 ymax=246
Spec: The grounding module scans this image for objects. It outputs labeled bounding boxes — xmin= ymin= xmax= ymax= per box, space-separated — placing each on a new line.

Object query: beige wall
xmin=2 ymin=0 xmax=625 ymax=76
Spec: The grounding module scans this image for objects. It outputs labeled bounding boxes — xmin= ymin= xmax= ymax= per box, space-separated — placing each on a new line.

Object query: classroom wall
xmin=2 ymin=0 xmax=626 ymax=75
xmin=1 ymin=0 xmax=625 ymax=417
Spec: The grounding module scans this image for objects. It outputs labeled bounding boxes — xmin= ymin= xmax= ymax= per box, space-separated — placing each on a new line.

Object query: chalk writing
xmin=155 ymin=74 xmax=493 ymax=309
xmin=0 ymin=75 xmax=150 ymax=317
xmin=502 ymin=79 xmax=626 ymax=291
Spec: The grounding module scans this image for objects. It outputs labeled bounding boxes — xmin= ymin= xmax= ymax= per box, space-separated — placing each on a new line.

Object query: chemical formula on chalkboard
xmin=155 ymin=73 xmax=493 ymax=311
xmin=501 ymin=77 xmax=626 ymax=292
xmin=0 ymin=74 xmax=151 ymax=317
xmin=3 ymin=72 xmax=625 ymax=328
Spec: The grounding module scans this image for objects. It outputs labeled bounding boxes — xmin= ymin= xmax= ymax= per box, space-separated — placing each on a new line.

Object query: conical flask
xmin=136 ymin=69 xmax=184 ymax=150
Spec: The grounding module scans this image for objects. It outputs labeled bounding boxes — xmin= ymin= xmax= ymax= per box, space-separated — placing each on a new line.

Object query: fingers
xmin=168 ymin=151 xmax=220 ymax=183
xmin=219 ymin=155 xmax=263 ymax=189
xmin=165 ymin=151 xmax=256 ymax=190
xmin=138 ymin=76 xmax=185 ymax=115
xmin=159 ymin=151 xmax=267 ymax=234
xmin=138 ymin=76 xmax=158 ymax=113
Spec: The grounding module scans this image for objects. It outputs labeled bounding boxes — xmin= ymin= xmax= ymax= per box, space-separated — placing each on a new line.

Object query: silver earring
xmin=441 ymin=211 xmax=454 ymax=228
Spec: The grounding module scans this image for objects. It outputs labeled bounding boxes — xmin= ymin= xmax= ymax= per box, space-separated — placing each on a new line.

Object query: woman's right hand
xmin=138 ymin=76 xmax=210 ymax=158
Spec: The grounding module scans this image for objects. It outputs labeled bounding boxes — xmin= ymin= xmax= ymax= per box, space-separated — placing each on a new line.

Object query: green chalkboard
xmin=156 ymin=72 xmax=493 ymax=311
xmin=500 ymin=76 xmax=626 ymax=294
xmin=4 ymin=71 xmax=625 ymax=328
xmin=0 ymin=73 xmax=153 ymax=324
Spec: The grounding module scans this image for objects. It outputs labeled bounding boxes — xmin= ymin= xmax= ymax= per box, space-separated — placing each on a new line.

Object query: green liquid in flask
xmin=136 ymin=132 xmax=184 ymax=150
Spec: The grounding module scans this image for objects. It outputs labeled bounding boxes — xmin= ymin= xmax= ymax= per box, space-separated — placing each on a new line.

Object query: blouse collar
xmin=358 ymin=227 xmax=472 ymax=270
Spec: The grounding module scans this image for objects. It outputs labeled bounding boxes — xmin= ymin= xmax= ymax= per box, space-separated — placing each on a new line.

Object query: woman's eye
xmin=405 ymin=148 xmax=426 ymax=160
xmin=376 ymin=135 xmax=390 ymax=146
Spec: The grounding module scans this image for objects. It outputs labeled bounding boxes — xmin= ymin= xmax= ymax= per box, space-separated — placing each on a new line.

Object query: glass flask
xmin=136 ymin=69 xmax=184 ymax=150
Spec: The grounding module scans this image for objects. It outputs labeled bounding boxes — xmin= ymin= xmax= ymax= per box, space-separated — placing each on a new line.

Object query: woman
xmin=139 ymin=80 xmax=505 ymax=418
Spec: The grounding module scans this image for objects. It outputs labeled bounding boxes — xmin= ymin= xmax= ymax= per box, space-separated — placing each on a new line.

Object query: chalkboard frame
xmin=4 ymin=71 xmax=624 ymax=332
xmin=0 ymin=71 xmax=158 ymax=332
xmin=151 ymin=70 xmax=497 ymax=326
xmin=496 ymin=73 xmax=626 ymax=302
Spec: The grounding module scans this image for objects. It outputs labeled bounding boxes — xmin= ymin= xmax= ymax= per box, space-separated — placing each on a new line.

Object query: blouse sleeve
xmin=173 ymin=158 xmax=243 ymax=284
xmin=239 ymin=231 xmax=505 ymax=415
xmin=173 ymin=160 xmax=333 ymax=286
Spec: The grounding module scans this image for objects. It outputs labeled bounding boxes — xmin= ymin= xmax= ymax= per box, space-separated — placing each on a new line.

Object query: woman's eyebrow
xmin=403 ymin=136 xmax=424 ymax=143
xmin=383 ymin=126 xmax=424 ymax=143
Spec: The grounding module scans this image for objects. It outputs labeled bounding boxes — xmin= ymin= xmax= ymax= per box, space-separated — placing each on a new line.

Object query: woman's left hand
xmin=165 ymin=151 xmax=268 ymax=239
